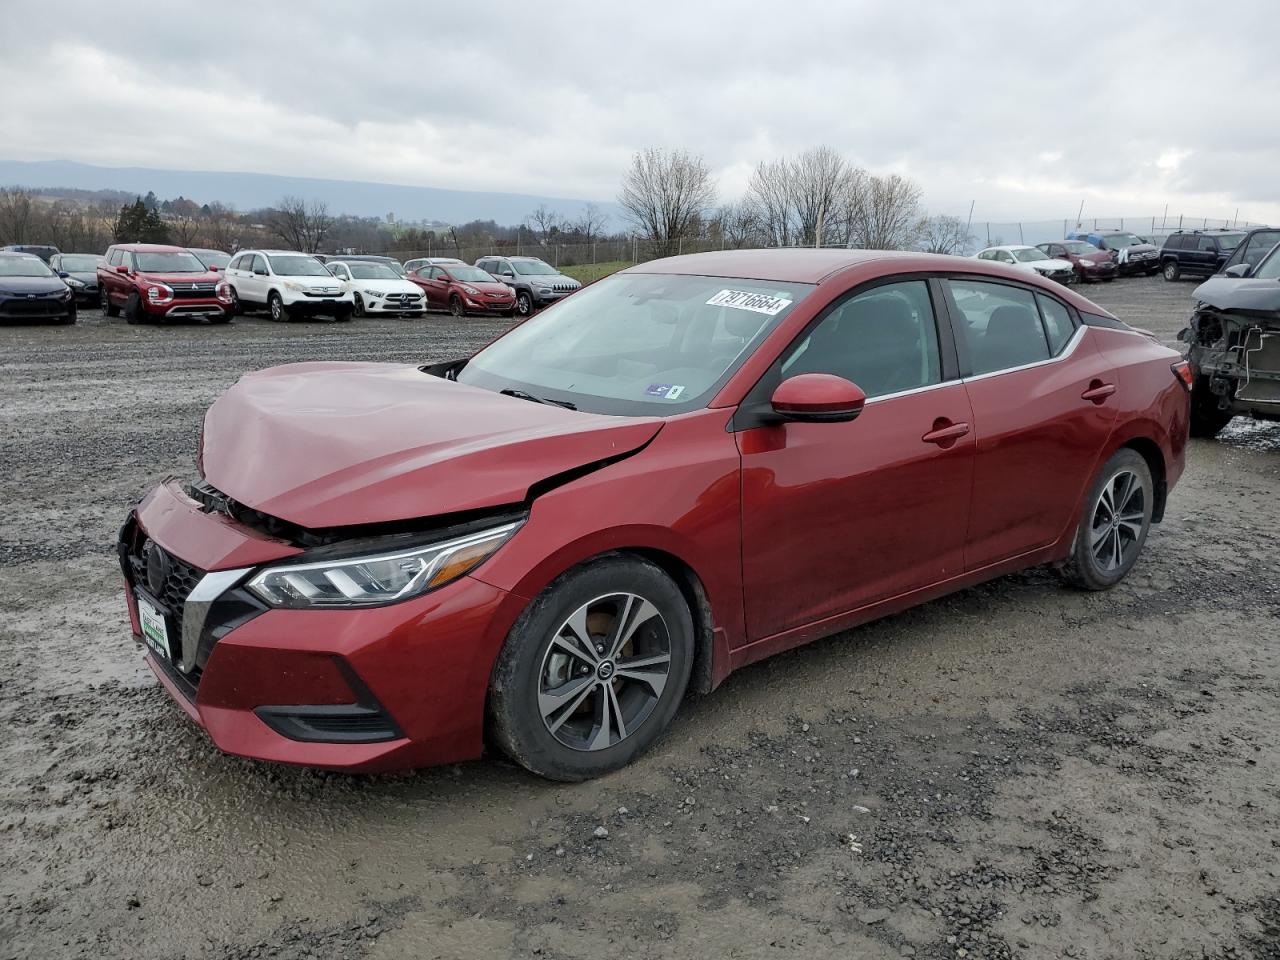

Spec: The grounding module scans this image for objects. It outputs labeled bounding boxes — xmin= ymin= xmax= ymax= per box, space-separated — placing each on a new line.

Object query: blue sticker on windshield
xmin=645 ymin=383 xmax=672 ymax=397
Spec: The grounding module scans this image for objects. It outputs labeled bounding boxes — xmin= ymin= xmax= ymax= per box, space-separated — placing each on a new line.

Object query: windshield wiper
xmin=499 ymin=388 xmax=577 ymax=411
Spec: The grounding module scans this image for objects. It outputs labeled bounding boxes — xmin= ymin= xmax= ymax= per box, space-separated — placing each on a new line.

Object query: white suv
xmin=223 ymin=249 xmax=354 ymax=321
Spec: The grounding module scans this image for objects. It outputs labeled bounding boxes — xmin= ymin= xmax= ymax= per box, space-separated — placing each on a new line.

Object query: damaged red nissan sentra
xmin=118 ymin=250 xmax=1189 ymax=781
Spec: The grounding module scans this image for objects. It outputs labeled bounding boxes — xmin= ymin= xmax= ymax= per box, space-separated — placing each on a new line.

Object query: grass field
xmin=559 ymin=260 xmax=633 ymax=284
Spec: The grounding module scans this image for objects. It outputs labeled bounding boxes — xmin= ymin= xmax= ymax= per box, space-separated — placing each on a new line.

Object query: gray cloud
xmin=2 ymin=0 xmax=1278 ymax=222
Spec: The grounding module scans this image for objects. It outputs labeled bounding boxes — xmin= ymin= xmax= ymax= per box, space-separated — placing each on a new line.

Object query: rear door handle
xmin=921 ymin=420 xmax=971 ymax=445
xmin=1081 ymin=380 xmax=1116 ymax=403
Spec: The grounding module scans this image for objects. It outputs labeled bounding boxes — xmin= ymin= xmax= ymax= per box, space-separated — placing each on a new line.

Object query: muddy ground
xmin=1 ymin=276 xmax=1277 ymax=960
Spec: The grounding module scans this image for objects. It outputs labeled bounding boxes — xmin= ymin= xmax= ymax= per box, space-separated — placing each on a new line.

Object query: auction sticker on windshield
xmin=706 ymin=289 xmax=793 ymax=316
xmin=136 ymin=594 xmax=172 ymax=661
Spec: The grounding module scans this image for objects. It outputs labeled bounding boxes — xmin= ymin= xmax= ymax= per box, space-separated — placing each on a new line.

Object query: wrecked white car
xmin=1180 ymin=245 xmax=1280 ymax=436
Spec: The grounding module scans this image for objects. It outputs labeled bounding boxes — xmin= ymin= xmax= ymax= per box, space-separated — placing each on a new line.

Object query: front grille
xmin=548 ymin=282 xmax=575 ymax=292
xmin=170 ymin=282 xmax=218 ymax=300
xmin=2 ymin=298 xmax=65 ymax=316
xmin=122 ymin=526 xmax=204 ymax=667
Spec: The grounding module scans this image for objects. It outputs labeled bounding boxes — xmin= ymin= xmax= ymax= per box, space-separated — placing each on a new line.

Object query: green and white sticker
xmin=706 ymin=289 xmax=792 ymax=316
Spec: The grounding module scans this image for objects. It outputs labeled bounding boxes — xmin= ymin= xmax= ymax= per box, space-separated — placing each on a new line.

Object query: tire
xmin=268 ymin=291 xmax=290 ymax=323
xmin=1059 ymin=449 xmax=1154 ymax=591
xmin=227 ymin=288 xmax=241 ymax=317
xmin=515 ymin=290 xmax=533 ymax=317
xmin=100 ymin=287 xmax=120 ymax=318
xmin=352 ymin=293 xmax=366 ymax=318
xmin=335 ymin=307 xmax=353 ymax=323
xmin=58 ymin=304 xmax=77 ymax=325
xmin=449 ymin=294 xmax=466 ymax=318
xmin=489 ymin=555 xmax=694 ymax=781
xmin=123 ymin=291 xmax=143 ymax=325
xmin=1189 ymin=376 xmax=1233 ymax=438
xmin=1162 ymin=260 xmax=1180 ymax=281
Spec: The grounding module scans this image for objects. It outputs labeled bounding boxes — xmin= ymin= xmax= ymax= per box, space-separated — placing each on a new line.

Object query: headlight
xmin=362 ymin=288 xmax=382 ymax=298
xmin=65 ymin=276 xmax=85 ymax=288
xmin=215 ymin=280 xmax=233 ymax=302
xmin=461 ymin=285 xmax=479 ymax=295
xmin=245 ymin=521 xmax=522 ymax=609
xmin=146 ymin=283 xmax=173 ymax=304
xmin=281 ymin=280 xmax=302 ymax=291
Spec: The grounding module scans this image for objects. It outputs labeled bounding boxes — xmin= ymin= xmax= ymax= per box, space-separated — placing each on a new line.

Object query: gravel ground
xmin=1 ymin=277 xmax=1278 ymax=960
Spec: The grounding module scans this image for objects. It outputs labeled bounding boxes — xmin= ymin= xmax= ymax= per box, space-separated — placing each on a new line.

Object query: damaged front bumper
xmin=1181 ymin=278 xmax=1280 ymax=420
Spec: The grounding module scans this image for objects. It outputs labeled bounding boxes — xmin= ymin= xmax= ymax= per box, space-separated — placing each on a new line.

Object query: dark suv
xmin=1159 ymin=229 xmax=1245 ymax=281
xmin=98 ymin=244 xmax=234 ymax=324
xmin=473 ymin=255 xmax=581 ymax=317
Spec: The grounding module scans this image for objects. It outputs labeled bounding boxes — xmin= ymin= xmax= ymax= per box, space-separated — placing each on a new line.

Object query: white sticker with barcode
xmin=705 ymin=289 xmax=792 ymax=316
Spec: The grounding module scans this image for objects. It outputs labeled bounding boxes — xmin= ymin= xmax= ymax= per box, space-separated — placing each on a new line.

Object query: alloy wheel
xmin=537 ymin=593 xmax=672 ymax=752
xmin=1089 ymin=469 xmax=1146 ymax=573
xmin=516 ymin=292 xmax=532 ymax=316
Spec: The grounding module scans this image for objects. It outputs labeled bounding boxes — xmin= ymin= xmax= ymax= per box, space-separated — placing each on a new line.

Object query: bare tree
xmin=0 ymin=189 xmax=35 ymax=245
xmin=526 ymin=204 xmax=561 ymax=243
xmin=744 ymin=147 xmax=868 ymax=247
xmin=745 ymin=158 xmax=795 ymax=247
xmin=712 ymin=202 xmax=764 ymax=249
xmin=618 ymin=148 xmax=716 ymax=258
xmin=200 ymin=202 xmax=239 ymax=251
xmin=266 ymin=195 xmax=333 ymax=252
xmin=571 ymin=202 xmax=608 ymax=244
xmin=917 ymin=214 xmax=974 ymax=255
xmin=850 ymin=174 xmax=923 ymax=250
xmin=170 ymin=213 xmax=201 ymax=246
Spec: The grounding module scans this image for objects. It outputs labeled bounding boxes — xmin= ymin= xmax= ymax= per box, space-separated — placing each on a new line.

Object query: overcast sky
xmin=3 ymin=1 xmax=1278 ymax=223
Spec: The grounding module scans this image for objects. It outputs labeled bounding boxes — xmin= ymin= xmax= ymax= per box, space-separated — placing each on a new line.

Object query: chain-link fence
xmin=355 ymin=213 xmax=1265 ymax=270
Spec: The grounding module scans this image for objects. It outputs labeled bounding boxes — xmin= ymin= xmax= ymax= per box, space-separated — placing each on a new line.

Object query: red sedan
xmin=407 ymin=262 xmax=516 ymax=317
xmin=119 ymin=250 xmax=1189 ymax=781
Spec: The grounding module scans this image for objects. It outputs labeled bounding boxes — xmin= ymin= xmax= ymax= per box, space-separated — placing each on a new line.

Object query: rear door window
xmin=1035 ymin=294 xmax=1076 ymax=355
xmin=946 ymin=280 xmax=1050 ymax=376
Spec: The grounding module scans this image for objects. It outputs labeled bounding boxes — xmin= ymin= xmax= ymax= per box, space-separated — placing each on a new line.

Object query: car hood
xmin=0 ymin=276 xmax=67 ymax=295
xmin=465 ymin=281 xmax=514 ymax=295
xmin=352 ymin=279 xmax=422 ymax=295
xmin=66 ymin=270 xmax=98 ymax=283
xmin=1029 ymin=258 xmax=1074 ymax=271
xmin=1115 ymin=243 xmax=1157 ymax=255
xmin=1192 ymin=275 xmax=1280 ymax=313
xmin=200 ymin=362 xmax=663 ymax=529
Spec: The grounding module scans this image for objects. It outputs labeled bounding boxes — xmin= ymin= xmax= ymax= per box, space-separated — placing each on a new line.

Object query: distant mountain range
xmin=0 ymin=159 xmax=620 ymax=227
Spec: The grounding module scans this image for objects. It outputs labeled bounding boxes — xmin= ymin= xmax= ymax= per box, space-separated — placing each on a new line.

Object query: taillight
xmin=1172 ymin=360 xmax=1194 ymax=391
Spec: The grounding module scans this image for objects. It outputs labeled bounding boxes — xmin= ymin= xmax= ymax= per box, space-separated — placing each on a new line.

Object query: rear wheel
xmin=1189 ymin=376 xmax=1233 ymax=438
xmin=489 ymin=555 xmax=694 ymax=781
xmin=449 ymin=294 xmax=466 ymax=318
xmin=1059 ymin=449 xmax=1153 ymax=591
xmin=1163 ymin=260 xmax=1180 ymax=281
xmin=100 ymin=287 xmax=120 ymax=318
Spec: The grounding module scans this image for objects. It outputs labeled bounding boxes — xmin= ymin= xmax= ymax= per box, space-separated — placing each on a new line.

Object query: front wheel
xmin=268 ymin=291 xmax=290 ymax=322
xmin=449 ymin=295 xmax=466 ymax=318
xmin=515 ymin=290 xmax=533 ymax=317
xmin=59 ymin=304 xmax=77 ymax=325
xmin=488 ymin=556 xmax=694 ymax=781
xmin=352 ymin=293 xmax=366 ymax=318
xmin=1163 ymin=260 xmax=1180 ymax=281
xmin=1189 ymin=376 xmax=1233 ymax=438
xmin=123 ymin=291 xmax=143 ymax=325
xmin=1059 ymin=449 xmax=1154 ymax=591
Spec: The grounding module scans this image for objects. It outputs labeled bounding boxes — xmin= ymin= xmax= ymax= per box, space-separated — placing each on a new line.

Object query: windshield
xmin=268 ymin=255 xmax=330 ymax=277
xmin=447 ymin=266 xmax=495 ymax=283
xmin=135 ymin=251 xmax=207 ymax=273
xmin=512 ymin=260 xmax=558 ymax=276
xmin=1062 ymin=241 xmax=1100 ymax=255
xmin=1104 ymin=233 xmax=1145 ymax=248
xmin=1254 ymin=246 xmax=1280 ymax=281
xmin=59 ymin=255 xmax=103 ymax=271
xmin=0 ymin=257 xmax=54 ymax=277
xmin=457 ymin=273 xmax=813 ymax=415
xmin=1012 ymin=248 xmax=1048 ymax=262
xmin=192 ymin=250 xmax=230 ymax=268
xmin=346 ymin=263 xmax=401 ymax=280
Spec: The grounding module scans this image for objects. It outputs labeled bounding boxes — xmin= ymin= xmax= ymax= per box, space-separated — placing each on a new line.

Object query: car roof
xmin=628 ymin=249 xmax=1004 ymax=284
xmin=113 ymin=243 xmax=188 ymax=251
xmin=0 ymin=251 xmax=42 ymax=259
xmin=984 ymin=244 xmax=1036 ymax=251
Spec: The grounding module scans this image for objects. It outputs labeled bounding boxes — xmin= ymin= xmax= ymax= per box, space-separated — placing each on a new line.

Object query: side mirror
xmin=501 ymin=271 xmax=514 ymax=279
xmin=1224 ymin=263 xmax=1251 ymax=278
xmin=208 ymin=264 xmax=220 ymax=272
xmin=770 ymin=374 xmax=866 ymax=423
xmin=115 ymin=264 xmax=129 ymax=274
xmin=254 ymin=268 xmax=267 ymax=276
xmin=57 ymin=271 xmax=70 ymax=278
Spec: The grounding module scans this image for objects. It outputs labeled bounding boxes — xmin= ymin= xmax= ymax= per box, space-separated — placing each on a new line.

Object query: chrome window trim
xmin=960 ymin=324 xmax=1087 ymax=385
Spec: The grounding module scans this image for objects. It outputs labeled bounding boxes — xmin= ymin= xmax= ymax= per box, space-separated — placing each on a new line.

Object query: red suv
xmin=407 ymin=262 xmax=516 ymax=317
xmin=119 ymin=250 xmax=1189 ymax=781
xmin=98 ymin=244 xmax=233 ymax=324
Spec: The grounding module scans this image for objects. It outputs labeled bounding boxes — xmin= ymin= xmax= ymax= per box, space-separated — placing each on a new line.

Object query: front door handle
xmin=921 ymin=419 xmax=971 ymax=446
xmin=1081 ymin=380 xmax=1116 ymax=403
